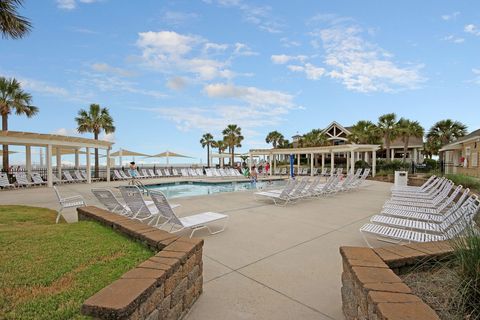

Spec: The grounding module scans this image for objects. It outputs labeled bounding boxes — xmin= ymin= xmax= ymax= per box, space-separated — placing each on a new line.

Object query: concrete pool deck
xmin=0 ymin=178 xmax=392 ymax=320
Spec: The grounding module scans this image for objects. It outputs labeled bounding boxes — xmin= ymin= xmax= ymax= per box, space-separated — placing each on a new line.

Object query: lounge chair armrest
xmin=61 ymin=195 xmax=85 ymax=202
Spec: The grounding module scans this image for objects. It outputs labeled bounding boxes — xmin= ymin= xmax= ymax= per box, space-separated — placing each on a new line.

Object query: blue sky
xmin=2 ymin=0 xmax=480 ymax=164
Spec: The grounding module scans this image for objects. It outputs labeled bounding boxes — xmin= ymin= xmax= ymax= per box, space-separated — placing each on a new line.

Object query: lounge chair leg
xmin=56 ymin=207 xmax=63 ymax=224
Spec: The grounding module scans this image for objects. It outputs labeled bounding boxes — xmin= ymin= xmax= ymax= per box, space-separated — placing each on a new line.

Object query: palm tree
xmin=0 ymin=77 xmax=37 ymax=170
xmin=348 ymin=120 xmax=380 ymax=144
xmin=377 ymin=113 xmax=399 ymax=162
xmin=222 ymin=124 xmax=244 ymax=166
xmin=265 ymin=131 xmax=284 ymax=148
xmin=427 ymin=119 xmax=467 ymax=146
xmin=423 ymin=137 xmax=442 ymax=159
xmin=75 ymin=104 xmax=115 ymax=178
xmin=200 ymin=133 xmax=215 ymax=167
xmin=1 ymin=0 xmax=32 ymax=39
xmin=397 ymin=118 xmax=424 ymax=162
xmin=212 ymin=139 xmax=227 ymax=167
xmin=302 ymin=129 xmax=328 ymax=147
xmin=278 ymin=139 xmax=291 ymax=149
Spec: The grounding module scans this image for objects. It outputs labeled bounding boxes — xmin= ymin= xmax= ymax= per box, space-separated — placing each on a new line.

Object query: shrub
xmin=423 ymin=158 xmax=439 ymax=171
xmin=446 ymin=174 xmax=480 ymax=191
xmin=450 ymin=226 xmax=480 ymax=318
xmin=355 ymin=160 xmax=370 ymax=169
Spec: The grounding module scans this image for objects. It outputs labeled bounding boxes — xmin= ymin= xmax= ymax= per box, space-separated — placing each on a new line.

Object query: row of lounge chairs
xmin=0 ymin=170 xmax=93 ymax=188
xmin=112 ymin=168 xmax=181 ymax=180
xmin=92 ymin=186 xmax=229 ymax=237
xmin=204 ymin=168 xmax=243 ymax=178
xmin=272 ymin=167 xmax=345 ymax=176
xmin=360 ymin=176 xmax=480 ymax=246
xmin=254 ymin=168 xmax=370 ymax=206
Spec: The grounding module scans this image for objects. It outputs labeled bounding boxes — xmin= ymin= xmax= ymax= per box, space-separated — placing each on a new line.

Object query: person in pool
xmin=128 ymin=161 xmax=137 ymax=180
xmin=250 ymin=165 xmax=258 ymax=183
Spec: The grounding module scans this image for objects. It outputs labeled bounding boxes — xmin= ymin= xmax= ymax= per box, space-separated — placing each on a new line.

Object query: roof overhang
xmin=0 ymin=131 xmax=113 ymax=149
xmin=249 ymin=144 xmax=381 ymax=156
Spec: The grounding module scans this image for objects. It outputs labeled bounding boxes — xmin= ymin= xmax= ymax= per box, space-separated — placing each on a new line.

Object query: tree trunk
xmin=207 ymin=145 xmax=210 ymax=167
xmin=2 ymin=114 xmax=8 ymax=171
xmin=94 ymin=132 xmax=99 ymax=178
xmin=385 ymin=134 xmax=391 ymax=162
xmin=231 ymin=146 xmax=235 ymax=166
xmin=402 ymin=137 xmax=409 ymax=162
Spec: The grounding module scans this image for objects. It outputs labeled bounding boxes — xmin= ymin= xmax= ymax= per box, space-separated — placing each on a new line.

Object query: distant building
xmin=440 ymin=128 xmax=480 ymax=178
xmin=292 ymin=121 xmax=424 ymax=163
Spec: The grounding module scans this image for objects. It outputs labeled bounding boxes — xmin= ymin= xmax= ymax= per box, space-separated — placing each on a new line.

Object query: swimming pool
xmin=146 ymin=180 xmax=286 ymax=199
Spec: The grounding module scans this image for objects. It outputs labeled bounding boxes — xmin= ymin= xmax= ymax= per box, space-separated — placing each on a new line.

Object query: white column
xmin=346 ymin=152 xmax=350 ymax=172
xmin=248 ymin=152 xmax=252 ymax=173
xmin=106 ymin=148 xmax=111 ymax=182
xmin=372 ymin=150 xmax=377 ymax=177
xmin=56 ymin=148 xmax=62 ymax=179
xmin=25 ymin=146 xmax=32 ymax=176
xmin=321 ymin=153 xmax=325 ymax=171
xmin=75 ymin=149 xmax=80 ymax=169
xmin=273 ymin=154 xmax=277 ymax=175
xmin=331 ymin=151 xmax=335 ymax=173
xmin=46 ymin=145 xmax=53 ymax=188
xmin=350 ymin=150 xmax=355 ymax=173
xmin=86 ymin=147 xmax=91 ymax=184
xmin=364 ymin=151 xmax=369 ymax=164
xmin=39 ymin=148 xmax=44 ymax=167
xmin=413 ymin=148 xmax=418 ymax=163
xmin=269 ymin=154 xmax=272 ymax=176
xmin=310 ymin=153 xmax=314 ymax=176
xmin=391 ymin=148 xmax=395 ymax=160
xmin=297 ymin=154 xmax=300 ymax=172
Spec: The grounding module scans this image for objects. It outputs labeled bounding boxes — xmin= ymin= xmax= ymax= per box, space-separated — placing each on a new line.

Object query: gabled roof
xmin=321 ymin=121 xmax=352 ymax=136
xmin=440 ymin=128 xmax=480 ymax=151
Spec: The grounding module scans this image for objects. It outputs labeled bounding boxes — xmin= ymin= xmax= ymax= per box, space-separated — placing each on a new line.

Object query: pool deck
xmin=0 ymin=177 xmax=392 ymax=320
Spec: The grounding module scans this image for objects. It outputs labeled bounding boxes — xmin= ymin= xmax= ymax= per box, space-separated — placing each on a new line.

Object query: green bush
xmin=446 ymin=174 xmax=480 ymax=191
xmin=423 ymin=158 xmax=439 ymax=171
xmin=450 ymin=226 xmax=480 ymax=318
xmin=355 ymin=160 xmax=370 ymax=169
xmin=376 ymin=159 xmax=410 ymax=174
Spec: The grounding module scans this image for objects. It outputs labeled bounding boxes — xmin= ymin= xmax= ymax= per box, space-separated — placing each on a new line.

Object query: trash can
xmin=394 ymin=171 xmax=408 ymax=187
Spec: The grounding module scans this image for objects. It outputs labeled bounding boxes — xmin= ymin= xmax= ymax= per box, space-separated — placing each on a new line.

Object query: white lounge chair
xmin=14 ymin=172 xmax=34 ymax=187
xmin=149 ymin=190 xmax=228 ymax=237
xmin=118 ymin=185 xmax=162 ymax=225
xmin=31 ymin=173 xmax=47 ymax=186
xmin=53 ymin=186 xmax=86 ymax=223
xmin=0 ymin=173 xmax=14 ymax=189
xmin=92 ymin=188 xmax=131 ymax=215
xmin=74 ymin=170 xmax=86 ymax=182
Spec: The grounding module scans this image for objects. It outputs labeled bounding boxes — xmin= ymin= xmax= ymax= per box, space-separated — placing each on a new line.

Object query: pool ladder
xmin=129 ymin=179 xmax=149 ymax=195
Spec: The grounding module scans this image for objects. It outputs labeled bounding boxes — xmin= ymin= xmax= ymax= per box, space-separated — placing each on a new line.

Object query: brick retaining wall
xmin=340 ymin=241 xmax=454 ymax=320
xmin=77 ymin=206 xmax=203 ymax=320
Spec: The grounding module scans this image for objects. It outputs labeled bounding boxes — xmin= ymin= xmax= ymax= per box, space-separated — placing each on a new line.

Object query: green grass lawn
xmin=0 ymin=206 xmax=154 ymax=320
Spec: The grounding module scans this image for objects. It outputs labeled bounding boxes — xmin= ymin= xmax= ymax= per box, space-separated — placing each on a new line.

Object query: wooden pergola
xmin=0 ymin=131 xmax=114 ymax=187
xmin=248 ymin=144 xmax=381 ymax=177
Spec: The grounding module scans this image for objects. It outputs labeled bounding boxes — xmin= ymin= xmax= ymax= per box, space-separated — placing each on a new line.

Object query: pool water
xmin=146 ymin=180 xmax=286 ymax=199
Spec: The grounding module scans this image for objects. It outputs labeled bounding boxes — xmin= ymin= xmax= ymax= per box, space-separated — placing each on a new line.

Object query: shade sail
xmin=110 ymin=149 xmax=151 ymax=157
xmin=147 ymin=151 xmax=192 ymax=158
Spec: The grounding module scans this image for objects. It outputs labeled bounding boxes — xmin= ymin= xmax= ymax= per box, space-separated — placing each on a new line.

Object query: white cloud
xmin=56 ymin=0 xmax=101 ymax=10
xmin=271 ymin=54 xmax=307 ymax=64
xmin=91 ymin=63 xmax=135 ymax=77
xmin=465 ymin=24 xmax=480 ymax=36
xmin=100 ymin=132 xmax=115 ymax=142
xmin=166 ymin=77 xmax=188 ymax=90
xmin=146 ymin=83 xmax=299 ymax=132
xmin=472 ymin=68 xmax=480 ymax=85
xmin=233 ymin=43 xmax=258 ymax=56
xmin=280 ymin=37 xmax=301 ymax=48
xmin=205 ymin=0 xmax=282 ymax=33
xmin=53 ymin=128 xmax=77 ymax=136
xmin=81 ymin=72 xmax=166 ymax=98
xmin=441 ymin=12 xmax=460 ymax=21
xmin=136 ymin=30 xmax=253 ymax=81
xmin=287 ymin=63 xmax=325 ymax=80
xmin=18 ymin=77 xmax=70 ymax=97
xmin=442 ymin=35 xmax=465 ymax=44
xmin=313 ymin=23 xmax=424 ymax=92
xmin=161 ymin=11 xmax=199 ymax=26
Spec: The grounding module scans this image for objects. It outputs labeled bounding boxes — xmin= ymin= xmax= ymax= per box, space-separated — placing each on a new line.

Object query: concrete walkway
xmin=0 ymin=179 xmax=392 ymax=320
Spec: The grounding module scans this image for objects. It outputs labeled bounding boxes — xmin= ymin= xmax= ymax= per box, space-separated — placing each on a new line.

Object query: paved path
xmin=0 ymin=179 xmax=392 ymax=320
